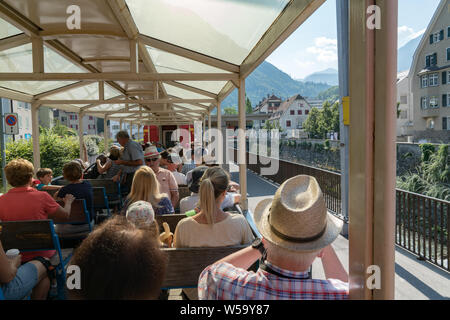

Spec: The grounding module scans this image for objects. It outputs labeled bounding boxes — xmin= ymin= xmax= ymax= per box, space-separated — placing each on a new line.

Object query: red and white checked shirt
xmin=198 ymin=261 xmax=349 ymax=300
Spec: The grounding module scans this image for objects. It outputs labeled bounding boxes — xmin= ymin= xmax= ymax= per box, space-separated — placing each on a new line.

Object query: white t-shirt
xmin=173 ymin=214 xmax=255 ymax=248
xmin=172 ymin=170 xmax=187 ymax=185
xmin=180 ymin=192 xmax=237 ymax=214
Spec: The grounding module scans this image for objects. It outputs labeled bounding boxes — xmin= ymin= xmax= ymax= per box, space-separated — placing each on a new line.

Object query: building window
xmin=76 ymin=125 xmax=78 ymax=130
xmin=89 ymin=116 xmax=93 ymax=120
xmin=425 ymin=53 xmax=437 ymax=67
xmin=290 ymin=110 xmax=295 ymax=115
xmin=429 ymin=73 xmax=439 ymax=86
xmin=305 ymin=110 xmax=309 ymax=115
xmin=286 ymin=120 xmax=291 ymax=127
xmin=447 ymin=48 xmax=450 ymax=61
xmin=421 ymin=97 xmax=428 ymax=109
xmin=427 ymin=119 xmax=435 ymax=130
xmin=298 ymin=110 xmax=302 ymax=115
xmin=443 ymin=117 xmax=449 ymax=130
xmin=421 ymin=75 xmax=428 ymax=88
xmin=429 ymin=96 xmax=439 ymax=109
xmin=400 ymin=96 xmax=407 ymax=104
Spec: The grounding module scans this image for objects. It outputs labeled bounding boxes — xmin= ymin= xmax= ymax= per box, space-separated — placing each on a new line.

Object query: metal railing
xmin=396 ymin=189 xmax=449 ymax=271
xmin=231 ymin=149 xmax=449 ymax=271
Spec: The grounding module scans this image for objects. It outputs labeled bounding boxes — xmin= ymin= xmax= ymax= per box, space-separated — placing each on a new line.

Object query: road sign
xmin=4 ymin=113 xmax=19 ymax=135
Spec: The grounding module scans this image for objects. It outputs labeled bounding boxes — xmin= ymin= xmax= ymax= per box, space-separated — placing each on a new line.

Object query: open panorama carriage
xmin=0 ymin=0 xmax=447 ymax=301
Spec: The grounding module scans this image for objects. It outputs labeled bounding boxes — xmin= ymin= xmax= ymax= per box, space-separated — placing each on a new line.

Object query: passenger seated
xmin=96 ymin=146 xmax=123 ymax=181
xmin=0 ymin=159 xmax=74 ymax=262
xmin=67 ymin=216 xmax=168 ymax=300
xmin=120 ymin=166 xmax=174 ymax=216
xmin=55 ymin=161 xmax=94 ymax=234
xmin=125 ymin=201 xmax=173 ymax=248
xmin=0 ymin=239 xmax=50 ymax=300
xmin=144 ymin=146 xmax=179 ymax=208
xmin=174 ymin=166 xmax=254 ymax=248
xmin=35 ymin=168 xmax=61 ymax=192
xmin=166 ymin=153 xmax=186 ymax=186
xmin=198 ymin=175 xmax=349 ymax=300
xmin=174 ymin=166 xmax=254 ymax=300
xmin=180 ymin=166 xmax=240 ymax=214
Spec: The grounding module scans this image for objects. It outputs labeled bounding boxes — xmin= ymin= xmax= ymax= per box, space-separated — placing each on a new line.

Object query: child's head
xmin=36 ymin=168 xmax=53 ymax=185
xmin=109 ymin=146 xmax=121 ymax=161
xmin=63 ymin=161 xmax=83 ymax=182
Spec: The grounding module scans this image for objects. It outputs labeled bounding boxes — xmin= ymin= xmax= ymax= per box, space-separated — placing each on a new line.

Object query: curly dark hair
xmin=67 ymin=216 xmax=168 ymax=300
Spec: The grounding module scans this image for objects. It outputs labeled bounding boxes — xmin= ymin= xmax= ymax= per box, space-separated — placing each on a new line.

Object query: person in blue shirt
xmin=35 ymin=168 xmax=62 ymax=192
xmin=55 ymin=161 xmax=94 ymax=234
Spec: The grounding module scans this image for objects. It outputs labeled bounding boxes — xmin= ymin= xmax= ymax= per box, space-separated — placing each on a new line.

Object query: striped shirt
xmin=198 ymin=261 xmax=349 ymax=300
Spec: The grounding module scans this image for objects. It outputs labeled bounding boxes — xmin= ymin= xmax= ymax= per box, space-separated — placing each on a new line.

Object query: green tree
xmin=303 ymin=107 xmax=321 ymax=138
xmin=246 ymin=96 xmax=253 ymax=114
xmin=223 ymin=107 xmax=238 ymax=115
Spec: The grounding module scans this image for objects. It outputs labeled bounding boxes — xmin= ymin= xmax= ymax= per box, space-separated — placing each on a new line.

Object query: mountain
xmin=221 ymin=61 xmax=331 ymax=109
xmin=317 ymin=86 xmax=339 ymax=102
xmin=398 ymin=34 xmax=423 ymax=72
xmin=302 ymin=68 xmax=339 ymax=86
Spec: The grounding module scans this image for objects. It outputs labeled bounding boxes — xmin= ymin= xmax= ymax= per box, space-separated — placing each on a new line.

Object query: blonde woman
xmin=120 ymin=166 xmax=174 ymax=216
xmin=174 ymin=167 xmax=254 ymax=248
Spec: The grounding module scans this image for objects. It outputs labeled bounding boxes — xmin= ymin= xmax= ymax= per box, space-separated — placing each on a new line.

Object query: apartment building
xmin=53 ymin=110 xmax=98 ymax=135
xmin=410 ymin=0 xmax=450 ymax=142
xmin=252 ymin=94 xmax=282 ymax=129
xmin=397 ymin=71 xmax=414 ymax=138
xmin=268 ymin=94 xmax=313 ymax=132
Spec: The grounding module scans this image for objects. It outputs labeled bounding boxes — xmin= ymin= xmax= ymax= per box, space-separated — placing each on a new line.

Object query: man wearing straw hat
xmin=198 ymin=175 xmax=349 ymax=300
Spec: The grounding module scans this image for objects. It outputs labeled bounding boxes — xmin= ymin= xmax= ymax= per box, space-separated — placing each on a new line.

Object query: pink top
xmin=0 ymin=187 xmax=61 ymax=262
xmin=154 ymin=167 xmax=178 ymax=205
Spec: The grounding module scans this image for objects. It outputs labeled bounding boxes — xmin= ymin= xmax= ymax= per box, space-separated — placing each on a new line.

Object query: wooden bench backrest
xmin=44 ymin=189 xmax=58 ymax=198
xmin=178 ymin=185 xmax=190 ymax=201
xmin=84 ymin=179 xmax=119 ymax=195
xmin=161 ymin=245 xmax=247 ymax=288
xmin=92 ymin=187 xmax=107 ymax=207
xmin=54 ymin=199 xmax=90 ymax=224
xmin=156 ymin=214 xmax=187 ymax=233
xmin=0 ymin=220 xmax=54 ymax=251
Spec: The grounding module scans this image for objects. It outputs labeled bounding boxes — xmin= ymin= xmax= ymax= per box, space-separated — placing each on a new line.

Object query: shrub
xmin=419 ymin=143 xmax=436 ymax=162
xmin=324 ymin=139 xmax=331 ymax=150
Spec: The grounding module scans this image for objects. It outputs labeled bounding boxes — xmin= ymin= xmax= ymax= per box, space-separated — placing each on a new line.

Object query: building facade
xmin=252 ymin=94 xmax=282 ymax=129
xmin=396 ymin=71 xmax=414 ymax=138
xmin=268 ymin=94 xmax=313 ymax=132
xmin=410 ymin=0 xmax=450 ymax=142
xmin=53 ymin=110 xmax=98 ymax=135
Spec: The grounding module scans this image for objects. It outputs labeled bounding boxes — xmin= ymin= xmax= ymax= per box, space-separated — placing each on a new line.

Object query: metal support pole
xmin=31 ymin=103 xmax=41 ymax=170
xmin=78 ymin=112 xmax=85 ymax=161
xmin=0 ymin=98 xmax=7 ymax=192
xmin=336 ymin=0 xmax=350 ymax=235
xmin=217 ymin=102 xmax=223 ymax=167
xmin=104 ymin=116 xmax=108 ymax=152
xmin=238 ymin=78 xmax=247 ymax=211
xmin=130 ymin=121 xmax=133 ymax=139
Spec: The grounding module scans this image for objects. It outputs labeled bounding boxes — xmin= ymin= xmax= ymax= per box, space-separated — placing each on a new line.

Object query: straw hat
xmin=144 ymin=145 xmax=160 ymax=159
xmin=253 ymin=175 xmax=343 ymax=252
xmin=126 ymin=201 xmax=155 ymax=226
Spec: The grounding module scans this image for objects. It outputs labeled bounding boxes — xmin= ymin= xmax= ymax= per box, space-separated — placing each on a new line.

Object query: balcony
xmin=421 ymin=106 xmax=441 ymax=118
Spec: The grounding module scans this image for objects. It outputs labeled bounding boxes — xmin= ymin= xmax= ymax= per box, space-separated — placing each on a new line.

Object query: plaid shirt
xmin=198 ymin=261 xmax=349 ymax=300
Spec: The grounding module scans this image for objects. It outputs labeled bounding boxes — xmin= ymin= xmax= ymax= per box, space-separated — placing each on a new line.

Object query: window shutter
xmin=448 ymin=27 xmax=450 ymax=38
xmin=443 ymin=94 xmax=447 ymax=107
xmin=443 ymin=71 xmax=447 ymax=84
xmin=443 ymin=117 xmax=448 ymax=130
xmin=447 ymin=48 xmax=450 ymax=61
xmin=433 ymin=53 xmax=437 ymax=65
xmin=440 ymin=30 xmax=444 ymax=41
xmin=430 ymin=35 xmax=434 ymax=44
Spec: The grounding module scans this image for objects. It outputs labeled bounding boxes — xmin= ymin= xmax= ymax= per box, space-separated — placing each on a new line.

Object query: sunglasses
xmin=145 ymin=158 xmax=159 ymax=162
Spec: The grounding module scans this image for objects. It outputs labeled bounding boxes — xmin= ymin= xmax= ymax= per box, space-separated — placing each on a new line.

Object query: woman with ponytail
xmin=173 ymin=167 xmax=254 ymax=248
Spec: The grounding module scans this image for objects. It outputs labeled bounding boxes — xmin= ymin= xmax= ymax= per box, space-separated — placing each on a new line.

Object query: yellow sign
xmin=342 ymin=96 xmax=350 ymax=126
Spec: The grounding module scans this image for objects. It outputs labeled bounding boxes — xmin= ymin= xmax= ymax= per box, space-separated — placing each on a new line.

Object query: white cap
xmin=126 ymin=201 xmax=155 ymax=226
xmin=5 ymin=249 xmax=20 ymax=258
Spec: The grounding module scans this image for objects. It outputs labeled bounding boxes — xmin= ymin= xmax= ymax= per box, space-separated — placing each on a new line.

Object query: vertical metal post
xmin=78 ymin=112 xmax=85 ymax=161
xmin=103 ymin=116 xmax=108 ymax=152
xmin=0 ymin=98 xmax=7 ymax=192
xmin=217 ymin=102 xmax=223 ymax=166
xmin=336 ymin=0 xmax=350 ymax=234
xmin=238 ymin=78 xmax=247 ymax=211
xmin=130 ymin=121 xmax=133 ymax=139
xmin=208 ymin=111 xmax=212 ymax=144
xmin=31 ymin=103 xmax=41 ymax=170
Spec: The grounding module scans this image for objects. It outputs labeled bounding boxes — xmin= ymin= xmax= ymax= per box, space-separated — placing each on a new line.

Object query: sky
xmin=266 ymin=0 xmax=442 ymax=80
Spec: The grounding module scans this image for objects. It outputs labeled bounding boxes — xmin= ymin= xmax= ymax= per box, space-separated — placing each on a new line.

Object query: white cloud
xmin=306 ymin=37 xmax=338 ymax=63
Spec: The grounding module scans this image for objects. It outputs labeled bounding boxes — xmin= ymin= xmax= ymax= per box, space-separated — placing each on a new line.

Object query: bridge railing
xmin=231 ymin=149 xmax=449 ymax=271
